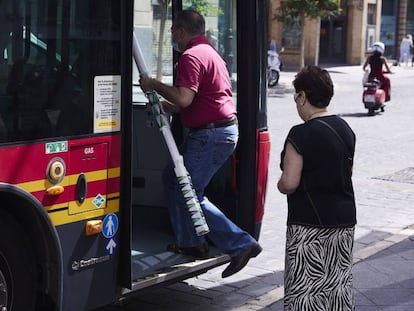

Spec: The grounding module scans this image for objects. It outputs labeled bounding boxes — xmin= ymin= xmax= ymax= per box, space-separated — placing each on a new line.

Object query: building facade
xmin=269 ymin=0 xmax=414 ymax=67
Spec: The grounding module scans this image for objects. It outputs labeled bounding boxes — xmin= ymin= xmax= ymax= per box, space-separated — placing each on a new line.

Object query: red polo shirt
xmin=175 ymin=35 xmax=236 ymax=128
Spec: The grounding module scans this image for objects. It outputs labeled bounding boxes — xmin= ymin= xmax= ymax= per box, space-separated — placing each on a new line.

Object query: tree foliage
xmin=274 ymin=0 xmax=341 ymax=67
xmin=183 ymin=0 xmax=223 ymax=16
xmin=275 ymin=0 xmax=341 ymax=24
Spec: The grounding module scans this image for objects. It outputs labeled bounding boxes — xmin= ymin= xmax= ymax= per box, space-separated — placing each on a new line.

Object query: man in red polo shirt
xmin=139 ymin=9 xmax=261 ymax=278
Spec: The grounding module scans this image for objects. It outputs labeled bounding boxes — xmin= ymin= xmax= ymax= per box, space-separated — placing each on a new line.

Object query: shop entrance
xmin=319 ymin=17 xmax=346 ymax=63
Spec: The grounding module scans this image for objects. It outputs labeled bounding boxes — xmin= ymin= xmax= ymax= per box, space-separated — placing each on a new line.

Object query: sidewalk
xmin=263 ymin=66 xmax=414 ymax=310
xmin=352 ymin=225 xmax=414 ymax=310
xmin=98 ymin=65 xmax=414 ymax=311
xmin=110 ymin=224 xmax=414 ymax=311
xmin=228 ymin=225 xmax=414 ymax=310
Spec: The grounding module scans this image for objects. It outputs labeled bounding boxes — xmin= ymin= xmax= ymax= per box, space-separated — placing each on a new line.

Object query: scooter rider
xmin=362 ymin=42 xmax=392 ymax=101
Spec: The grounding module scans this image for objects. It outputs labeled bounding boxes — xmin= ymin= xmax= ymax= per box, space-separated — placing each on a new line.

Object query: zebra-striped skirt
xmin=284 ymin=224 xmax=355 ymax=311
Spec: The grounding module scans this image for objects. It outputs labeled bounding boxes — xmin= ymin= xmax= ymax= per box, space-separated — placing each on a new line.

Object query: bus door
xmin=126 ymin=0 xmax=269 ymax=293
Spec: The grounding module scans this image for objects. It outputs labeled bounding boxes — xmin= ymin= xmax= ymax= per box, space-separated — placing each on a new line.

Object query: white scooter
xmin=267 ymin=40 xmax=282 ymax=87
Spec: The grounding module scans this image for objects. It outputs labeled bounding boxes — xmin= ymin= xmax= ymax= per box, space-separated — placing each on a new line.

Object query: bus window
xmin=0 ymin=0 xmax=122 ymax=143
xmin=182 ymin=1 xmax=237 ymax=88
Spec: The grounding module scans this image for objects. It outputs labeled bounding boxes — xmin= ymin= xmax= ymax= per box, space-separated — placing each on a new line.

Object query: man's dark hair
xmin=293 ymin=65 xmax=334 ymax=108
xmin=174 ymin=10 xmax=205 ymax=36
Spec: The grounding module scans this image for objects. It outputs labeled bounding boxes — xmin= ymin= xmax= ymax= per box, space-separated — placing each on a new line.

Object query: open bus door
xmin=123 ymin=0 xmax=270 ymax=295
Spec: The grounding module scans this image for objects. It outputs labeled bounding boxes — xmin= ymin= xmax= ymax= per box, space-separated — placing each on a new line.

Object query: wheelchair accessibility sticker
xmin=102 ymin=213 xmax=118 ymax=238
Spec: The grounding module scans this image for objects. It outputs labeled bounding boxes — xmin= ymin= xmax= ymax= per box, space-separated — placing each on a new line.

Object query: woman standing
xmin=278 ymin=66 xmax=356 ymax=310
xmin=398 ymin=34 xmax=413 ymax=66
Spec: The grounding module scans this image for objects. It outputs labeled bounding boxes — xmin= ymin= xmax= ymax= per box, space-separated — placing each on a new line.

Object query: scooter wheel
xmin=368 ymin=108 xmax=375 ymax=116
xmin=268 ymin=70 xmax=280 ymax=87
xmin=380 ymin=106 xmax=385 ymax=112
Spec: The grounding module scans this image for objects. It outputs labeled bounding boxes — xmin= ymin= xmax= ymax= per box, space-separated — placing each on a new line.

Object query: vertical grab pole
xmin=132 ymin=32 xmax=209 ymax=236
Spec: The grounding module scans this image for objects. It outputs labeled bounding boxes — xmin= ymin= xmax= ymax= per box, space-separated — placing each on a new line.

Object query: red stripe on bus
xmin=255 ymin=131 xmax=270 ymax=223
xmin=0 ymin=134 xmax=121 ymax=184
xmin=107 ymin=177 xmax=120 ymax=194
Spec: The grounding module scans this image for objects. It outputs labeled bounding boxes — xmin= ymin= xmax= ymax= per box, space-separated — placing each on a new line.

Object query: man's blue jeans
xmin=162 ymin=124 xmax=256 ymax=257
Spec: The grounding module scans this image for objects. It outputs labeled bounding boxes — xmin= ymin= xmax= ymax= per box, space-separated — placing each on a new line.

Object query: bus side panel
xmin=57 ymin=219 xmax=119 ymax=311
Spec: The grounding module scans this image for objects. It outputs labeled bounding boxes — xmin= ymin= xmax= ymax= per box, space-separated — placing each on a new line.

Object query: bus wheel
xmin=0 ymin=210 xmax=37 ymax=311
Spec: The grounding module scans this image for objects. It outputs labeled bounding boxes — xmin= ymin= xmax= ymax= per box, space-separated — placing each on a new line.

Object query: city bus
xmin=0 ymin=0 xmax=270 ymax=310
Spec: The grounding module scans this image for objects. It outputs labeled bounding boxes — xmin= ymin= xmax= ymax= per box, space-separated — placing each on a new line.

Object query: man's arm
xmin=139 ymin=76 xmax=195 ymax=108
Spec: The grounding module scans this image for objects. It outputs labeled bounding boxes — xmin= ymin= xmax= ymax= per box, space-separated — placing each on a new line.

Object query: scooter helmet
xmin=371 ymin=41 xmax=385 ymax=55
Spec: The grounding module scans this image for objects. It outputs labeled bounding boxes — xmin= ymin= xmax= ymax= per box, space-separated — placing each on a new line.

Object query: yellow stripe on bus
xmin=48 ymin=199 xmax=120 ymax=226
xmin=108 ymin=167 xmax=120 ymax=179
xmin=45 ymin=202 xmax=69 ymax=212
xmin=107 ymin=192 xmax=120 ymax=199
xmin=44 ymin=193 xmax=120 ymax=212
xmin=17 ymin=178 xmax=68 ymax=192
xmin=16 ymin=168 xmax=121 ymax=192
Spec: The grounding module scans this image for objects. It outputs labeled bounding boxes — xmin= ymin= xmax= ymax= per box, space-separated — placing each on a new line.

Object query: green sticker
xmin=45 ymin=141 xmax=68 ymax=154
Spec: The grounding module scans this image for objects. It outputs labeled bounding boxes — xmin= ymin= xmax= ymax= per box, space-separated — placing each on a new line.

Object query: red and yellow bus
xmin=0 ymin=0 xmax=270 ymax=310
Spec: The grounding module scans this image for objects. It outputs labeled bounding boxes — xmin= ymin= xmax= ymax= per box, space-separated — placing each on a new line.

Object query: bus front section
xmin=0 ymin=0 xmax=132 ymax=310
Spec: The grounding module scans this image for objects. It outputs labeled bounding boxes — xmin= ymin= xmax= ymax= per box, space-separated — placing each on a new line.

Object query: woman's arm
xmin=362 ymin=56 xmax=370 ymax=71
xmin=277 ymin=142 xmax=303 ymax=194
xmin=382 ymin=57 xmax=392 ymax=73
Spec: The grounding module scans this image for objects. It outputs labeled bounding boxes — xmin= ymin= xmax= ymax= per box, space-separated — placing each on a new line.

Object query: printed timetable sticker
xmin=102 ymin=213 xmax=118 ymax=239
xmin=94 ymin=75 xmax=121 ymax=133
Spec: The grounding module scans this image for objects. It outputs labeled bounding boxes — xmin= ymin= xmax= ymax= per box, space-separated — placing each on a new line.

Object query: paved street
xmin=98 ymin=64 xmax=414 ymax=310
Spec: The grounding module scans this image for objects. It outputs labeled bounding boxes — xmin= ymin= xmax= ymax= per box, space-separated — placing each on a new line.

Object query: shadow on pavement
xmin=99 ymin=271 xmax=285 ymax=311
xmin=96 ymin=229 xmax=414 ymax=311
xmin=338 ymin=112 xmax=377 ymax=118
xmin=353 ymin=236 xmax=414 ymax=310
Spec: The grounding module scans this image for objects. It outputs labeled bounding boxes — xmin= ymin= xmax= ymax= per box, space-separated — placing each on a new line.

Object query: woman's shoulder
xmin=322 ymin=115 xmax=352 ymax=127
xmin=309 ymin=115 xmax=354 ymax=132
xmin=287 ymin=123 xmax=308 ymax=140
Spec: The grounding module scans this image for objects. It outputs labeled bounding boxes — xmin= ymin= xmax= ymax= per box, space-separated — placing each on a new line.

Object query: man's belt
xmin=189 ymin=116 xmax=238 ymax=132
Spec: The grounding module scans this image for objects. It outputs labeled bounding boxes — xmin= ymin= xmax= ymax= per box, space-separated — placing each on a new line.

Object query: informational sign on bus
xmin=94 ymin=75 xmax=122 ymax=133
xmin=45 ymin=141 xmax=68 ymax=154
